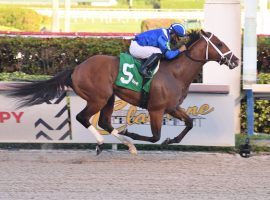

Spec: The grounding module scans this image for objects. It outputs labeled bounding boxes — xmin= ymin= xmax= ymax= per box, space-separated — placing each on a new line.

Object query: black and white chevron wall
xmin=34 ymin=92 xmax=72 ymax=141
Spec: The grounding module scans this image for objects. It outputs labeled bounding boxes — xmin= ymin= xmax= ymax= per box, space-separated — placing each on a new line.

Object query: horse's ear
xmin=200 ymin=29 xmax=207 ymax=36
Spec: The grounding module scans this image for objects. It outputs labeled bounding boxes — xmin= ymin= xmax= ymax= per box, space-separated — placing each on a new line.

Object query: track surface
xmin=0 ymin=150 xmax=270 ymax=200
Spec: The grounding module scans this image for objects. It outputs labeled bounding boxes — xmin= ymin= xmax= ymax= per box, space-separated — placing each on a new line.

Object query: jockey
xmin=129 ymin=23 xmax=187 ymax=78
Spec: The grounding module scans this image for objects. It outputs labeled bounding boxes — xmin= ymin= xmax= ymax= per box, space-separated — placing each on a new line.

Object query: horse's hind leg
xmin=162 ymin=106 xmax=193 ymax=145
xmin=98 ymin=95 xmax=137 ymax=154
xmin=76 ymin=102 xmax=105 ymax=155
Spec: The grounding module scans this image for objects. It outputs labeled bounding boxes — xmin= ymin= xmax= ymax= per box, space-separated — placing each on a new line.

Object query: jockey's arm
xmin=164 ymin=49 xmax=181 ymax=59
xmin=157 ymin=35 xmax=182 ymax=60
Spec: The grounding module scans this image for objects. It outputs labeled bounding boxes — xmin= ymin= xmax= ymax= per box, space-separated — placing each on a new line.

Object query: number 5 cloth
xmin=115 ymin=53 xmax=154 ymax=93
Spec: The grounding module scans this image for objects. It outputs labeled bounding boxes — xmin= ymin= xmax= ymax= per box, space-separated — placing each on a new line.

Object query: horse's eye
xmin=217 ymin=43 xmax=223 ymax=48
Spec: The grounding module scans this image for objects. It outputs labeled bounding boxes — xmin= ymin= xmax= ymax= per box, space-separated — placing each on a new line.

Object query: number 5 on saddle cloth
xmin=115 ymin=52 xmax=160 ymax=94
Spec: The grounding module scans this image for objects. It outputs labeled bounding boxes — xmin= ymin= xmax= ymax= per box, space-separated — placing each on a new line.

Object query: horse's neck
xmin=172 ymin=46 xmax=205 ymax=86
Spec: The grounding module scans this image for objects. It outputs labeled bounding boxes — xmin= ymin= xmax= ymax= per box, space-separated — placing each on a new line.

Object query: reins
xmin=184 ymin=50 xmax=211 ymax=63
xmin=184 ymin=33 xmax=235 ymax=65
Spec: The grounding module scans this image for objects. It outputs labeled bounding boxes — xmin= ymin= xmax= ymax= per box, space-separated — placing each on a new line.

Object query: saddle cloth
xmin=115 ymin=53 xmax=159 ymax=93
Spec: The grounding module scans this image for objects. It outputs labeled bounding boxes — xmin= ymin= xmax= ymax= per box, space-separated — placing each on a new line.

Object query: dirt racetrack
xmin=0 ymin=150 xmax=270 ymax=200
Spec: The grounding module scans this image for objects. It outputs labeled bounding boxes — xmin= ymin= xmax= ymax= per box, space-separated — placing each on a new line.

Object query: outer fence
xmin=35 ymin=8 xmax=204 ymax=22
xmin=0 ymin=31 xmax=135 ymax=38
xmin=0 ymin=83 xmax=234 ymax=146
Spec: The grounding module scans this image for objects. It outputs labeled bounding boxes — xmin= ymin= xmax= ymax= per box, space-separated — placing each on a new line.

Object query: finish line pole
xmin=246 ymin=89 xmax=254 ymax=135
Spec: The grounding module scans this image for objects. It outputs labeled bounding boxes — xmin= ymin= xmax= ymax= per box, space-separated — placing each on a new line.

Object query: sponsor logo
xmin=91 ymin=100 xmax=215 ymax=134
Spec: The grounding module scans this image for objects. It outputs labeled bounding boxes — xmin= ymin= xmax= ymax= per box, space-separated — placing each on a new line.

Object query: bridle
xmin=185 ymin=33 xmax=234 ymax=65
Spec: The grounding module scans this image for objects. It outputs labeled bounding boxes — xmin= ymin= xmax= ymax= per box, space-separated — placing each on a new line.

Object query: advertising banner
xmin=69 ymin=91 xmax=234 ymax=146
xmin=0 ymin=89 xmax=234 ymax=146
xmin=0 ymin=92 xmax=70 ymax=143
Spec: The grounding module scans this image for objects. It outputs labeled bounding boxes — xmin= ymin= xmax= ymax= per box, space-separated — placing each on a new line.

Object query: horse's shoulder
xmin=152 ymin=70 xmax=176 ymax=87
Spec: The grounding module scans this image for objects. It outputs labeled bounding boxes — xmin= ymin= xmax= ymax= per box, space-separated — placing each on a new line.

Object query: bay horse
xmin=7 ymin=30 xmax=239 ymax=155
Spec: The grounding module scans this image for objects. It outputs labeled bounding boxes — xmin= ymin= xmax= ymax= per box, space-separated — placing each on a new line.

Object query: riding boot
xmin=139 ymin=53 xmax=162 ymax=78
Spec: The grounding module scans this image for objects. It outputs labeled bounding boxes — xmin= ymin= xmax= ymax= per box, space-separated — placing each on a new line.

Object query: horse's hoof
xmin=119 ymin=129 xmax=128 ymax=136
xmin=128 ymin=144 xmax=138 ymax=155
xmin=96 ymin=143 xmax=104 ymax=156
xmin=161 ymin=138 xmax=171 ymax=145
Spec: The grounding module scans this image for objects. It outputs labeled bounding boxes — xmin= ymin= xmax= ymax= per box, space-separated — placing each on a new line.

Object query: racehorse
xmin=7 ymin=30 xmax=239 ymax=155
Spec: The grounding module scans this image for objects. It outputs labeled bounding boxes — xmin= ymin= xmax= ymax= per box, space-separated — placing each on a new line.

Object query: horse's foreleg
xmin=98 ymin=95 xmax=115 ymax=133
xmin=162 ymin=107 xmax=193 ymax=145
xmin=98 ymin=95 xmax=137 ymax=155
xmin=120 ymin=110 xmax=164 ymax=143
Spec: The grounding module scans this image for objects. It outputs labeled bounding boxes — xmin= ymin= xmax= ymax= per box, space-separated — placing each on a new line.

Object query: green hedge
xmin=0 ymin=37 xmax=130 ymax=75
xmin=0 ymin=71 xmax=51 ymax=81
xmin=0 ymin=36 xmax=204 ymax=82
xmin=0 ymin=35 xmax=268 ymax=75
xmin=0 ymin=6 xmax=48 ymax=31
xmin=257 ymin=35 xmax=270 ymax=73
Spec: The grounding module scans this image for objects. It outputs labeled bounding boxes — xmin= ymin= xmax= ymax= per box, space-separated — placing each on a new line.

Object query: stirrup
xmin=144 ymin=71 xmax=152 ymax=78
xmin=139 ymin=67 xmax=151 ymax=78
xmin=141 ymin=70 xmax=152 ymax=78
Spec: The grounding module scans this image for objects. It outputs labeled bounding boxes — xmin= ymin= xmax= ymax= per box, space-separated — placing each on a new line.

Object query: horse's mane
xmin=185 ymin=30 xmax=201 ymax=48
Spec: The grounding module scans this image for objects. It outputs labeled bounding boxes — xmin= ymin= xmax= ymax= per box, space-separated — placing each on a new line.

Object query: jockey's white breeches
xmin=129 ymin=40 xmax=162 ymax=59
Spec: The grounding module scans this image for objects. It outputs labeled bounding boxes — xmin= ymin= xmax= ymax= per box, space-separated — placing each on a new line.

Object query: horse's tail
xmin=7 ymin=69 xmax=74 ymax=108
